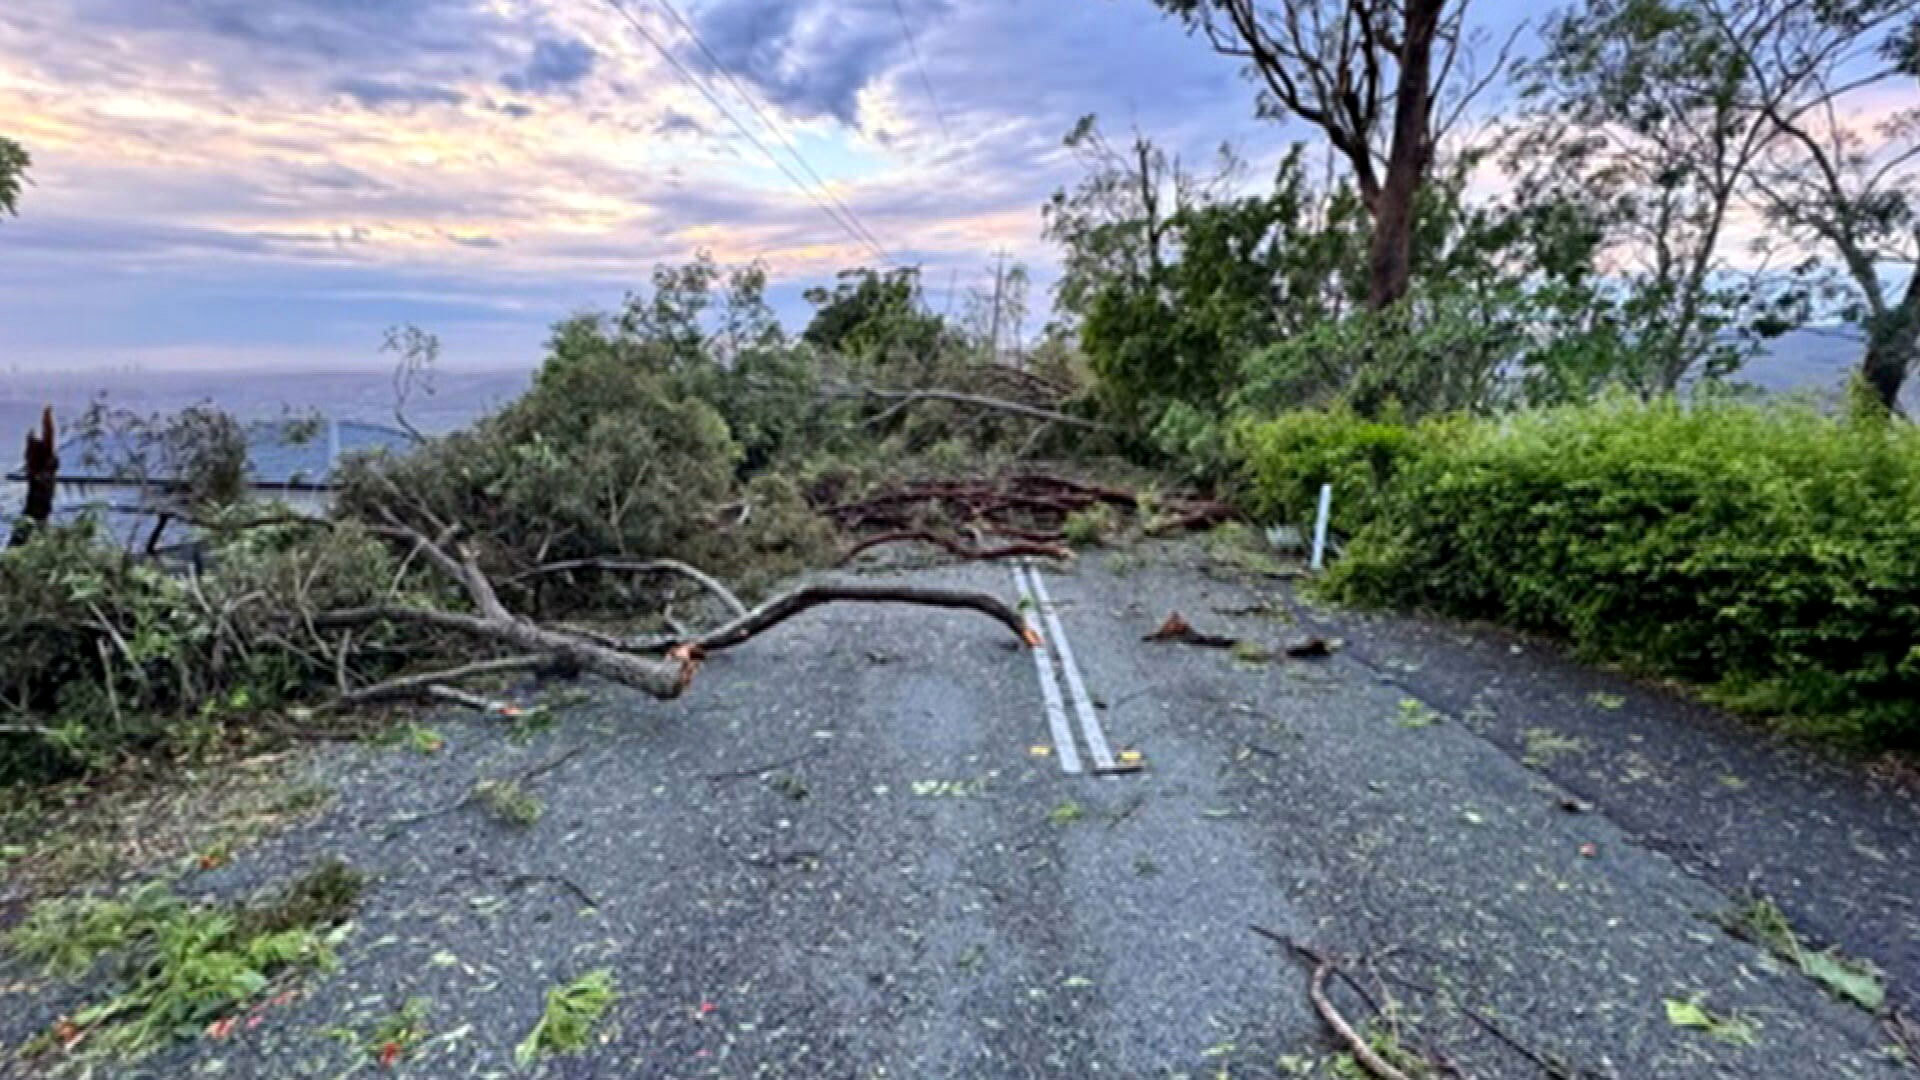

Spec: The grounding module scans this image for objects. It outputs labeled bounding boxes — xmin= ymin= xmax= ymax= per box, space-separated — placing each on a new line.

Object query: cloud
xmin=330 ymin=76 xmax=465 ymax=109
xmin=684 ymin=0 xmax=916 ymax=125
xmin=503 ymin=38 xmax=597 ymax=94
xmin=654 ymin=109 xmax=708 ymax=137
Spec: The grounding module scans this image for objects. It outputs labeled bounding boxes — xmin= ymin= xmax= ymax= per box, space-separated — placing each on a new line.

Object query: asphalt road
xmin=4 ymin=541 xmax=1911 ymax=1078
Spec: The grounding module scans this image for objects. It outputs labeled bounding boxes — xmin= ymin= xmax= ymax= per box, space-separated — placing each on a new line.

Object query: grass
xmin=6 ymin=859 xmax=362 ymax=1061
xmin=514 ymin=969 xmax=617 ymax=1066
xmin=474 ymin=779 xmax=543 ymax=826
xmin=1048 ymin=800 xmax=1086 ymax=826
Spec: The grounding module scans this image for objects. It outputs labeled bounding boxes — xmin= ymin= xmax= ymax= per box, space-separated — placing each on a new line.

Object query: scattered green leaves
xmin=1521 ymin=727 xmax=1587 ymax=768
xmin=1587 ymin=692 xmax=1627 ymax=710
xmin=474 ymin=779 xmax=543 ymax=826
xmin=515 ymin=969 xmax=616 ymax=1066
xmin=5 ymin=860 xmax=360 ymax=1061
xmin=1664 ymin=995 xmax=1758 ymax=1046
xmin=912 ymin=778 xmax=988 ymax=798
xmin=1713 ymin=897 xmax=1885 ymax=1011
xmin=1395 ymin=699 xmax=1442 ymax=728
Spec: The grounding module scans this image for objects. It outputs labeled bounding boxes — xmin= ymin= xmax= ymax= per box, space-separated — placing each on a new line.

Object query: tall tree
xmin=1697 ymin=0 xmax=1920 ymax=411
xmin=0 ymin=136 xmax=28 ymax=219
xmin=1151 ymin=0 xmax=1506 ymax=309
xmin=1516 ymin=0 xmax=1802 ymax=395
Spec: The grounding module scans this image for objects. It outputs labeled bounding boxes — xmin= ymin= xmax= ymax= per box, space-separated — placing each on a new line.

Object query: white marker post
xmin=1310 ymin=483 xmax=1332 ymax=571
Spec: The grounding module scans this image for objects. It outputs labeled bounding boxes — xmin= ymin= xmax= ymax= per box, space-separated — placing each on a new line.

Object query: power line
xmin=649 ymin=0 xmax=896 ymax=264
xmin=599 ymin=0 xmax=893 ymax=265
xmin=889 ymin=0 xmax=953 ymax=143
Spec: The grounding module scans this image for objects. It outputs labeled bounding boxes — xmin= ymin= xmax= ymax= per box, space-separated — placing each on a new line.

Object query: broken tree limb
xmin=829 ymin=384 xmax=1113 ymax=431
xmin=316 ymin=602 xmax=693 ymax=698
xmin=1143 ymin=612 xmax=1239 ymax=648
xmin=333 ymin=521 xmax=1038 ymax=702
xmin=838 ymin=529 xmax=1071 ymax=566
xmin=1251 ymin=927 xmax=1413 ymax=1080
xmin=337 ymin=655 xmax=565 ymax=706
xmin=681 ymin=583 xmax=1040 ymax=655
xmin=10 ymin=407 xmax=58 ymax=548
xmin=508 ymin=557 xmax=749 ymax=618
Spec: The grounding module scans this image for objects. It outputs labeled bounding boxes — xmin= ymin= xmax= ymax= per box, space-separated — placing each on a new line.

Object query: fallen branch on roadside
xmin=839 ymin=529 xmax=1071 ymax=566
xmin=507 ymin=557 xmax=748 ymax=618
xmin=319 ymin=519 xmax=1038 ymax=706
xmin=827 ymin=384 xmax=1112 ymax=431
xmin=1251 ymin=926 xmax=1413 ymax=1080
xmin=1143 ymin=613 xmax=1239 ymax=649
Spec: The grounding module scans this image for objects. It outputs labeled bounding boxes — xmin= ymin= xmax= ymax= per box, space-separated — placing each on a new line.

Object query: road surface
xmin=4 ymin=540 xmax=1912 ymax=1078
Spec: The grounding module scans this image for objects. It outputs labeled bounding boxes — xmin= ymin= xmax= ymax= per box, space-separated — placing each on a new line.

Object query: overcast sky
xmin=3 ymin=0 xmax=1531 ymax=372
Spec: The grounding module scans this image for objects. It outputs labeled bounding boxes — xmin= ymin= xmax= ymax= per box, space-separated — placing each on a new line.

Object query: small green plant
xmin=515 ymin=969 xmax=617 ymax=1066
xmin=6 ymin=860 xmax=361 ymax=1060
xmin=1587 ymin=692 xmax=1627 ymax=710
xmin=475 ymin=780 xmax=543 ymax=826
xmin=1048 ymin=800 xmax=1086 ymax=826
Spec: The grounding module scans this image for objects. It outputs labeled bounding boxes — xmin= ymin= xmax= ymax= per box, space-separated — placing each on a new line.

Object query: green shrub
xmin=1235 ymin=398 xmax=1920 ymax=748
xmin=1229 ymin=405 xmax=1435 ymax=534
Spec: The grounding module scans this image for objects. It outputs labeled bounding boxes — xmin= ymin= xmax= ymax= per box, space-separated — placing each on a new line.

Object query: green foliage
xmin=0 ymin=514 xmax=399 ymax=783
xmin=475 ymin=779 xmax=543 ymax=826
xmin=1236 ymin=398 xmax=1920 ymax=748
xmin=1229 ymin=406 xmax=1427 ymax=533
xmin=0 ymin=135 xmax=28 ymax=218
xmin=6 ymin=860 xmax=360 ymax=1060
xmin=515 ymin=969 xmax=616 ymax=1066
xmin=1061 ymin=503 xmax=1120 ymax=546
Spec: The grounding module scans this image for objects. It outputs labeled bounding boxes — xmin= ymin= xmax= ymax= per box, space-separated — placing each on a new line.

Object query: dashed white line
xmin=1023 ymin=561 xmax=1117 ymax=772
xmin=1011 ymin=563 xmax=1082 ymax=775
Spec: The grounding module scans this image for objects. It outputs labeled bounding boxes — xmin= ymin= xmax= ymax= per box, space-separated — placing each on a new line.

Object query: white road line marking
xmin=1012 ymin=563 xmax=1081 ymax=775
xmin=1024 ymin=561 xmax=1116 ymax=772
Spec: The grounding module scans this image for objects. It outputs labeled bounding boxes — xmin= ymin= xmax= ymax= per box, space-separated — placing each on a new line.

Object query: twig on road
xmin=1251 ymin=926 xmax=1414 ymax=1080
xmin=705 ymin=748 xmax=821 ymax=784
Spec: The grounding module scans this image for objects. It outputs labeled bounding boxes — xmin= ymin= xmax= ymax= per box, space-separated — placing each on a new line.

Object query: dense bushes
xmin=0 ymin=518 xmax=400 ymax=782
xmin=1234 ymin=398 xmax=1920 ymax=748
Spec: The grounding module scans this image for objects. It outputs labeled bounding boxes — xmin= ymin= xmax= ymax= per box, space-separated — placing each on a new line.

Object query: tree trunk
xmin=1366 ymin=0 xmax=1445 ymax=311
xmin=10 ymin=407 xmax=57 ymax=548
xmin=1861 ymin=275 xmax=1919 ymax=414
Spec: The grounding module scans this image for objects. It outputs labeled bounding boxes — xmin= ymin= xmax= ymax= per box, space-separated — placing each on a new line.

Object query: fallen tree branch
xmin=681 ymin=583 xmax=1040 ymax=655
xmin=827 ymin=384 xmax=1111 ymax=431
xmin=838 ymin=529 xmax=1071 ymax=566
xmin=508 ymin=557 xmax=748 ymax=618
xmin=338 ymin=655 xmax=564 ymax=707
xmin=1251 ymin=926 xmax=1413 ymax=1080
xmin=333 ymin=520 xmax=1037 ymax=701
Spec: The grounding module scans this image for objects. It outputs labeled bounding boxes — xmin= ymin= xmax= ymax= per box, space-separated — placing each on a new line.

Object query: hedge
xmin=1233 ymin=397 xmax=1920 ymax=749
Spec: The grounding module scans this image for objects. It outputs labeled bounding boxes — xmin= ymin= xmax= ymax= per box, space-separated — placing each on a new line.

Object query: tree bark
xmin=1861 ymin=271 xmax=1919 ymax=413
xmin=10 ymin=407 xmax=58 ymax=548
xmin=1366 ymin=0 xmax=1445 ymax=311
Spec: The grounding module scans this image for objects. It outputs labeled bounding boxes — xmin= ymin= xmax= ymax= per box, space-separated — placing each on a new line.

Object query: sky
xmin=0 ymin=0 xmax=1334 ymax=373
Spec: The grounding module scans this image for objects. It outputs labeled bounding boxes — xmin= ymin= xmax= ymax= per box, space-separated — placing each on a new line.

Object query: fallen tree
xmin=318 ymin=515 xmax=1037 ymax=707
xmin=828 ymin=472 xmax=1238 ymax=559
